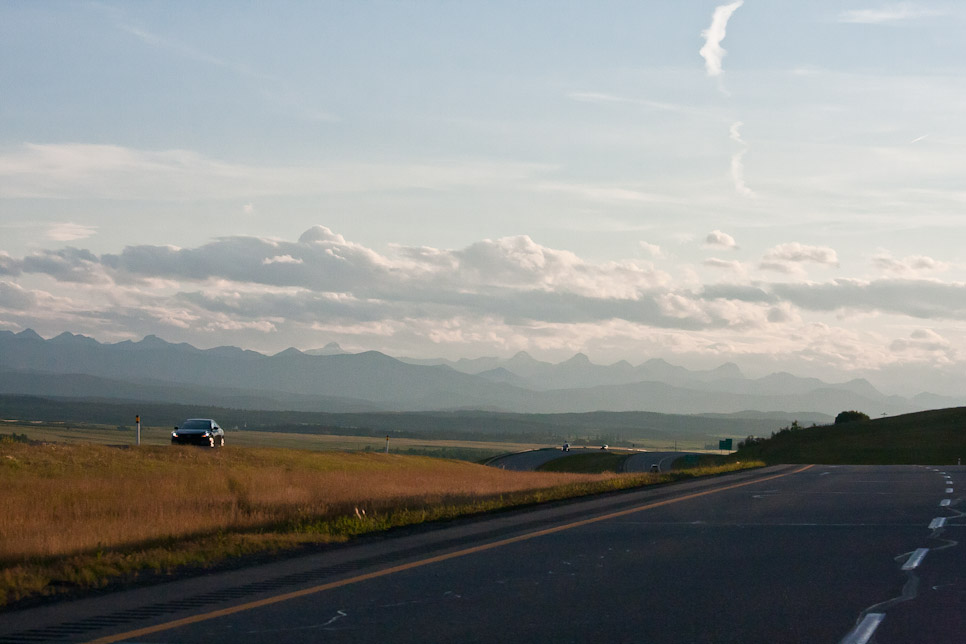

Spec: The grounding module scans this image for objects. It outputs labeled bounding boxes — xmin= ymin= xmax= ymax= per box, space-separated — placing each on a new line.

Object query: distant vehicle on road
xmin=562 ymin=443 xmax=570 ymax=452
xmin=651 ymin=464 xmax=660 ymax=472
xmin=171 ymin=418 xmax=224 ymax=448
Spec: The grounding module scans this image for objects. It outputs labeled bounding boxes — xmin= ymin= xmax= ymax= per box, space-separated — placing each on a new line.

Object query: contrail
xmin=700 ymin=1 xmax=744 ymax=77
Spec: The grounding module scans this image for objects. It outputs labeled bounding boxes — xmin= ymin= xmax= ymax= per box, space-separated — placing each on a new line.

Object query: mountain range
xmin=0 ymin=329 xmax=960 ymax=416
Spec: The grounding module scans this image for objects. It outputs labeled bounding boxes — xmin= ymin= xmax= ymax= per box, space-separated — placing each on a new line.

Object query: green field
xmin=538 ymin=451 xmax=632 ymax=473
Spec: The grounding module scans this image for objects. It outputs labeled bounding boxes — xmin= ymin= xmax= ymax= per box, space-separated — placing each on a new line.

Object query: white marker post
xmin=385 ymin=434 xmax=389 ymax=454
xmin=135 ymin=414 xmax=141 ymax=446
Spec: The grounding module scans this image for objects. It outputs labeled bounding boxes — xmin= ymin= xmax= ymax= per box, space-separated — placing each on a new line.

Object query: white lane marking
xmin=930 ymin=517 xmax=948 ymax=529
xmin=839 ymin=613 xmax=885 ymax=644
xmin=322 ymin=610 xmax=348 ymax=626
xmin=947 ymin=488 xmax=954 ymax=494
xmin=941 ymin=499 xmax=952 ymax=506
xmin=902 ymin=548 xmax=929 ymax=571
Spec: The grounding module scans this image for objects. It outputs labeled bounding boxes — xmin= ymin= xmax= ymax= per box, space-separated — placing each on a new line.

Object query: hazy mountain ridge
xmin=0 ymin=329 xmax=959 ymax=415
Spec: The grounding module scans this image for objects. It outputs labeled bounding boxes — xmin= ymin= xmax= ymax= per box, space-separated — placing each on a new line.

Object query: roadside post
xmin=385 ymin=434 xmax=389 ymax=454
xmin=136 ymin=414 xmax=141 ymax=446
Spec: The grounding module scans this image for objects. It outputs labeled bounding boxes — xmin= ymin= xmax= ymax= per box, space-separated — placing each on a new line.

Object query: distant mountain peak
xmin=508 ymin=351 xmax=538 ymax=363
xmin=711 ymin=362 xmax=743 ymax=378
xmin=305 ymin=342 xmax=347 ymax=356
xmin=563 ymin=352 xmax=592 ymax=365
xmin=15 ymin=328 xmax=43 ymax=341
xmin=51 ymin=331 xmax=99 ymax=346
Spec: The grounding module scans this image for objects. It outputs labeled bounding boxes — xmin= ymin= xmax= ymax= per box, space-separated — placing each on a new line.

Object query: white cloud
xmin=763 ymin=243 xmax=839 ymax=266
xmin=872 ymin=252 xmax=948 ymax=275
xmin=838 ymin=3 xmax=947 ymax=24
xmin=263 ymin=255 xmax=303 ymax=265
xmin=730 ymin=150 xmax=754 ymax=197
xmin=703 ymin=258 xmax=746 ymax=273
xmin=639 ymin=241 xmax=665 ymax=259
xmin=7 ymin=227 xmax=966 ymax=376
xmin=729 ymin=121 xmax=746 ymax=145
xmin=729 ymin=122 xmax=755 ymax=197
xmin=705 ymin=230 xmax=739 ymax=249
xmin=46 ymin=222 xmax=97 ymax=242
xmin=699 ymin=1 xmax=744 ymax=77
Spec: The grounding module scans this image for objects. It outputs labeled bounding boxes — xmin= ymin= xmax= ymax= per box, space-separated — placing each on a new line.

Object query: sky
xmin=1 ymin=1 xmax=965 ymax=395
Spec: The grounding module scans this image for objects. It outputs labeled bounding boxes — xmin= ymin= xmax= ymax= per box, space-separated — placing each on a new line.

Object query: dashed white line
xmin=929 ymin=517 xmax=947 ymax=529
xmin=902 ymin=548 xmax=929 ymax=571
xmin=839 ymin=613 xmax=885 ymax=644
xmin=946 ymin=488 xmax=954 ymax=494
xmin=940 ymin=499 xmax=952 ymax=507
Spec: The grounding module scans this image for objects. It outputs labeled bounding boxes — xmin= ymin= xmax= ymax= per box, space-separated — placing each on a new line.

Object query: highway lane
xmin=3 ymin=465 xmax=963 ymax=643
xmin=486 ymin=446 xmax=582 ymax=471
xmin=488 ymin=448 xmax=700 ymax=472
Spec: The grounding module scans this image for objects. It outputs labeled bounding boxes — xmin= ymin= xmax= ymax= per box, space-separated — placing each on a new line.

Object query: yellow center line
xmin=86 ymin=464 xmax=813 ymax=643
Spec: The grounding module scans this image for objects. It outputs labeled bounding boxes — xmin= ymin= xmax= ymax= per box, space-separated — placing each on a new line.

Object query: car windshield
xmin=180 ymin=419 xmax=211 ymax=430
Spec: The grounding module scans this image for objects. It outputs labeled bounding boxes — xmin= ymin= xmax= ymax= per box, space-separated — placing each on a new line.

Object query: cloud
xmin=730 ymin=150 xmax=754 ymax=197
xmin=263 ymin=255 xmax=303 ymax=265
xmin=705 ymin=230 xmax=739 ymax=249
xmin=728 ymin=122 xmax=754 ymax=197
xmin=761 ymin=243 xmax=839 ymax=273
xmin=872 ymin=252 xmax=948 ymax=275
xmin=7 ymin=227 xmax=966 ymax=375
xmin=46 ymin=222 xmax=98 ymax=242
xmin=772 ymin=279 xmax=966 ymax=319
xmin=703 ymin=258 xmax=746 ymax=273
xmin=0 ymin=252 xmax=20 ymax=276
xmin=21 ymin=248 xmax=109 ymax=284
xmin=639 ymin=242 xmax=665 ymax=259
xmin=728 ymin=121 xmax=746 ymax=145
xmin=699 ymin=1 xmax=744 ymax=77
xmin=838 ymin=3 xmax=947 ymax=24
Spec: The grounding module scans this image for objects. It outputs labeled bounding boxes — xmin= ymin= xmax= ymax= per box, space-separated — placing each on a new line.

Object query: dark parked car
xmin=171 ymin=418 xmax=225 ymax=448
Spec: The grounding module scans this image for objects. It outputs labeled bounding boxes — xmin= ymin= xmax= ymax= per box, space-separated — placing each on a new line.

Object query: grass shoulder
xmin=537 ymin=450 xmax=631 ymax=473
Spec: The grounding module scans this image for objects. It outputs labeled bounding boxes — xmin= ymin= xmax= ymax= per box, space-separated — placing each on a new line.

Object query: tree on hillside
xmin=834 ymin=410 xmax=870 ymax=424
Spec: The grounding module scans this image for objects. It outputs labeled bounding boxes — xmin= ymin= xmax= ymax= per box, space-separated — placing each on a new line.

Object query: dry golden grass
xmin=0 ymin=439 xmax=762 ymax=606
xmin=0 ymin=442 xmax=609 ymax=562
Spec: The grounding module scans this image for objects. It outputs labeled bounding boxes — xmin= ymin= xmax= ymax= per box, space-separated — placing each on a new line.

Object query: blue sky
xmin=2 ymin=1 xmax=965 ymax=395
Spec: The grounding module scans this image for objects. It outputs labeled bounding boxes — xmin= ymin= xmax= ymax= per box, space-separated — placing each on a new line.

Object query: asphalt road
xmin=487 ymin=446 xmax=608 ymax=471
xmin=3 ymin=464 xmax=964 ymax=644
xmin=487 ymin=448 xmax=698 ymax=472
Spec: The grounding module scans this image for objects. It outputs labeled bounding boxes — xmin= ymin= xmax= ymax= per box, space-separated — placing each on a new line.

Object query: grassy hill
xmin=732 ymin=407 xmax=966 ymax=464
